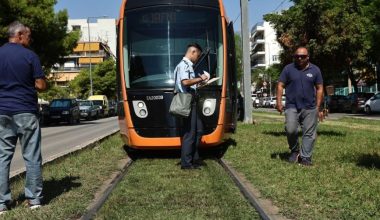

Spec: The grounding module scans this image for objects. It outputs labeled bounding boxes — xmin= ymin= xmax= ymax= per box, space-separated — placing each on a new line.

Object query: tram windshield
xmin=122 ymin=6 xmax=223 ymax=89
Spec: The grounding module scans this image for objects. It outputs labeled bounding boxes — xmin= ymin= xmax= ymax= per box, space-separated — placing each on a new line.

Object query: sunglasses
xmin=294 ymin=54 xmax=308 ymax=59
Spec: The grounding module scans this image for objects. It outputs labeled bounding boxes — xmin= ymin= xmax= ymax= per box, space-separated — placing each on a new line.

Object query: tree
xmin=0 ymin=0 xmax=79 ymax=71
xmin=234 ymin=34 xmax=243 ymax=82
xmin=70 ymin=59 xmax=117 ymax=99
xmin=363 ymin=0 xmax=380 ymax=87
xmin=264 ymin=0 xmax=373 ymax=92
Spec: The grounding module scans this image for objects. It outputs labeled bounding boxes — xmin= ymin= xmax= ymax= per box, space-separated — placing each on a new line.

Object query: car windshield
xmin=79 ymin=101 xmax=92 ymax=106
xmin=91 ymin=100 xmax=103 ymax=106
xmin=50 ymin=100 xmax=70 ymax=108
xmin=123 ymin=6 xmax=223 ymax=89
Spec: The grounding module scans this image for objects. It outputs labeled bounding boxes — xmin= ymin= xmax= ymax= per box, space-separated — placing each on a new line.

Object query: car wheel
xmin=351 ymin=106 xmax=358 ymax=114
xmin=365 ymin=106 xmax=371 ymax=114
xmin=69 ymin=116 xmax=75 ymax=125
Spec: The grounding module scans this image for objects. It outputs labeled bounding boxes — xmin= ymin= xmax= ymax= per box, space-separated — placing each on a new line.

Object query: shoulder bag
xmin=169 ymin=67 xmax=193 ymax=117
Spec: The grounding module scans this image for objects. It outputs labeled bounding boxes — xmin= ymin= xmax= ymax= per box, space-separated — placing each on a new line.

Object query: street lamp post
xmin=87 ymin=16 xmax=108 ymax=96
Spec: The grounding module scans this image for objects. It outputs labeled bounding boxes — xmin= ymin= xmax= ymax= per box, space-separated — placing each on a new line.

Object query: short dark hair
xmin=187 ymin=43 xmax=202 ymax=53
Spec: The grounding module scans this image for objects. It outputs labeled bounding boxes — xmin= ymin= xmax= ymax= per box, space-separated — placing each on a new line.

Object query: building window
xmin=72 ymin=25 xmax=81 ymax=31
xmin=272 ymin=55 xmax=280 ymax=62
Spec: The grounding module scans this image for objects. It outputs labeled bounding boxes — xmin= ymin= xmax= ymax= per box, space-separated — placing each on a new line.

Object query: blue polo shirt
xmin=0 ymin=43 xmax=45 ymax=115
xmin=279 ymin=62 xmax=323 ymax=110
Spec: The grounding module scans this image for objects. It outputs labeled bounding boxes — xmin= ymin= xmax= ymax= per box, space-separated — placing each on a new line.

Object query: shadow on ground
xmin=12 ymin=176 xmax=81 ymax=207
xmin=263 ymin=130 xmax=346 ymax=137
xmin=356 ymin=153 xmax=380 ymax=169
xmin=124 ymin=138 xmax=236 ymax=161
xmin=270 ymin=152 xmax=291 ymax=162
xmin=43 ymin=176 xmax=82 ymax=204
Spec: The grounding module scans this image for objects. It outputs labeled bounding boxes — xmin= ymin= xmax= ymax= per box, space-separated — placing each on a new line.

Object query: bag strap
xmin=174 ymin=60 xmax=191 ymax=94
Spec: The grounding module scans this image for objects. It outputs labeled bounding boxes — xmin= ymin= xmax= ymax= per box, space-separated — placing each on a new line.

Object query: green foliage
xmin=225 ymin=111 xmax=380 ymax=219
xmin=98 ymin=159 xmax=258 ymax=219
xmin=70 ymin=59 xmax=117 ymax=99
xmin=251 ymin=65 xmax=281 ymax=95
xmin=234 ymin=34 xmax=243 ymax=82
xmin=0 ymin=0 xmax=79 ymax=72
xmin=264 ymin=0 xmax=376 ymax=89
xmin=39 ymin=83 xmax=72 ymax=101
xmin=5 ymin=135 xmax=126 ymax=219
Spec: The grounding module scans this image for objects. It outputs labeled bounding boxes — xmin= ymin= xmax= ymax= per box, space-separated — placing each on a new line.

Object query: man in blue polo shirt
xmin=0 ymin=21 xmax=47 ymax=214
xmin=276 ymin=47 xmax=324 ymax=166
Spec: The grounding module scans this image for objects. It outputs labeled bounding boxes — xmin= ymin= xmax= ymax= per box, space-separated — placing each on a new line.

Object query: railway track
xmin=80 ymin=158 xmax=134 ymax=220
xmin=79 ymin=157 xmax=286 ymax=220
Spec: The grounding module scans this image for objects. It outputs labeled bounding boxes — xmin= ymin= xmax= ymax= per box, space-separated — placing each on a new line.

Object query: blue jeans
xmin=284 ymin=108 xmax=318 ymax=159
xmin=0 ymin=113 xmax=43 ymax=208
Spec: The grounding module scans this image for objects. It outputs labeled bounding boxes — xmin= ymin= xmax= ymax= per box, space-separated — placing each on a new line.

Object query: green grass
xmin=96 ymin=159 xmax=259 ymax=220
xmin=3 ymin=135 xmax=127 ymax=219
xmin=224 ymin=112 xmax=380 ymax=219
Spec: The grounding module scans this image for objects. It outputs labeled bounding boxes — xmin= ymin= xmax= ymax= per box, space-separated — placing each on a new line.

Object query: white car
xmin=364 ymin=92 xmax=380 ymax=114
xmin=269 ymin=97 xmax=277 ymax=108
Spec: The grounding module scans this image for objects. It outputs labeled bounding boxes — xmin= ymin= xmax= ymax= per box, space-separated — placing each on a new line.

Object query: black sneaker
xmin=300 ymin=157 xmax=313 ymax=166
xmin=193 ymin=159 xmax=207 ymax=167
xmin=288 ymin=151 xmax=300 ymax=163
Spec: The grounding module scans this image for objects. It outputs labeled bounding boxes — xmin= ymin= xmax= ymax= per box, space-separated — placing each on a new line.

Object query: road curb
xmin=10 ymin=129 xmax=120 ymax=179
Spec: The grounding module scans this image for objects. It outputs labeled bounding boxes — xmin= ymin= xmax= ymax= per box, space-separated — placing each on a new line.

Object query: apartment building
xmin=51 ymin=42 xmax=112 ymax=86
xmin=50 ymin=18 xmax=116 ymax=86
xmin=250 ymin=21 xmax=281 ymax=69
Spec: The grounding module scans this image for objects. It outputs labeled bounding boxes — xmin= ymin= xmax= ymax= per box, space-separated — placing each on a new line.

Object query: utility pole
xmin=241 ymin=0 xmax=252 ymax=123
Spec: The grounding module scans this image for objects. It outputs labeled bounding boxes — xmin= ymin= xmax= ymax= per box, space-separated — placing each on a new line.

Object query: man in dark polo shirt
xmin=0 ymin=21 xmax=47 ymax=214
xmin=276 ymin=47 xmax=324 ymax=166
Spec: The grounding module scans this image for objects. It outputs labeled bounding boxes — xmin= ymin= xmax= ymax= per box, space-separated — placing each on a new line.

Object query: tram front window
xmin=123 ymin=6 xmax=223 ymax=89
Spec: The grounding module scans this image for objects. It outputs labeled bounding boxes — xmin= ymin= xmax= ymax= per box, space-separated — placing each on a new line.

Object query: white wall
xmin=67 ymin=18 xmax=117 ymax=57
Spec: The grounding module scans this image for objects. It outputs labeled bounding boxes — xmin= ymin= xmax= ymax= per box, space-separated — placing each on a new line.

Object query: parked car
xmin=78 ymin=100 xmax=99 ymax=120
xmin=108 ymin=100 xmax=117 ymax=116
xmin=38 ymin=103 xmax=50 ymax=125
xmin=269 ymin=97 xmax=277 ymax=108
xmin=88 ymin=95 xmax=109 ymax=117
xmin=251 ymin=94 xmax=260 ymax=108
xmin=48 ymin=98 xmax=80 ymax=125
xmin=325 ymin=95 xmax=351 ymax=113
xmin=364 ymin=92 xmax=380 ymax=114
xmin=347 ymin=92 xmax=374 ymax=113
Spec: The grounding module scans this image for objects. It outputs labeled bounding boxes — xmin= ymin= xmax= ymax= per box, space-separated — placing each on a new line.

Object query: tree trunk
xmin=347 ymin=65 xmax=358 ymax=93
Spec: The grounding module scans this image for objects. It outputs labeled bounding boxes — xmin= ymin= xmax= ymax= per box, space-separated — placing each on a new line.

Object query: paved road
xmin=10 ymin=117 xmax=119 ymax=175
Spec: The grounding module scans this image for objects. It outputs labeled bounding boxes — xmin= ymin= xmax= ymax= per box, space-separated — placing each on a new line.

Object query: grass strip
xmin=224 ymin=112 xmax=380 ymax=219
xmin=3 ymin=135 xmax=126 ymax=219
xmin=95 ymin=159 xmax=259 ymax=219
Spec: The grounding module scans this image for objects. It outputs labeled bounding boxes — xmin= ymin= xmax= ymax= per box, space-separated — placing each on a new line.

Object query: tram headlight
xmin=139 ymin=109 xmax=147 ymax=117
xmin=137 ymin=102 xmax=144 ymax=108
xmin=132 ymin=100 xmax=148 ymax=118
xmin=202 ymin=99 xmax=216 ymax=116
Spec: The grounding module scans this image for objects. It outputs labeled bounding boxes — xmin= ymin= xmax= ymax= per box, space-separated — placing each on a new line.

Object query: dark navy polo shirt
xmin=278 ymin=62 xmax=323 ymax=110
xmin=0 ymin=43 xmax=45 ymax=115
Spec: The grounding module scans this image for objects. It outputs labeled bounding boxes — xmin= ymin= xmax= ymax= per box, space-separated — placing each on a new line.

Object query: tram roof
xmin=125 ymin=0 xmax=220 ymax=10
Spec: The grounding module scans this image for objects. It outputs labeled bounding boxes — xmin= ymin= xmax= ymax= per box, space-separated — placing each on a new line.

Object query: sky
xmin=54 ymin=0 xmax=293 ymax=31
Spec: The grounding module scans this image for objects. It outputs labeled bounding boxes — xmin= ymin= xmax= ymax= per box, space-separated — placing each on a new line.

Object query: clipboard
xmin=198 ymin=77 xmax=220 ymax=88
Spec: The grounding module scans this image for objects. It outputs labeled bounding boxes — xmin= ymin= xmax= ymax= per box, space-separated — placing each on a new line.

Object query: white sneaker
xmin=29 ymin=204 xmax=41 ymax=210
xmin=0 ymin=207 xmax=8 ymax=215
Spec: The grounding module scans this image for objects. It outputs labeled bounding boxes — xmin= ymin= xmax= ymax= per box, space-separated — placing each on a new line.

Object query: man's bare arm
xmin=276 ymin=82 xmax=285 ymax=113
xmin=35 ymin=78 xmax=47 ymax=92
xmin=315 ymin=84 xmax=324 ymax=110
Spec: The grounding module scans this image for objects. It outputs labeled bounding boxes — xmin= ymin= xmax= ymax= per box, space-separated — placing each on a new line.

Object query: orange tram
xmin=116 ymin=0 xmax=238 ymax=150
